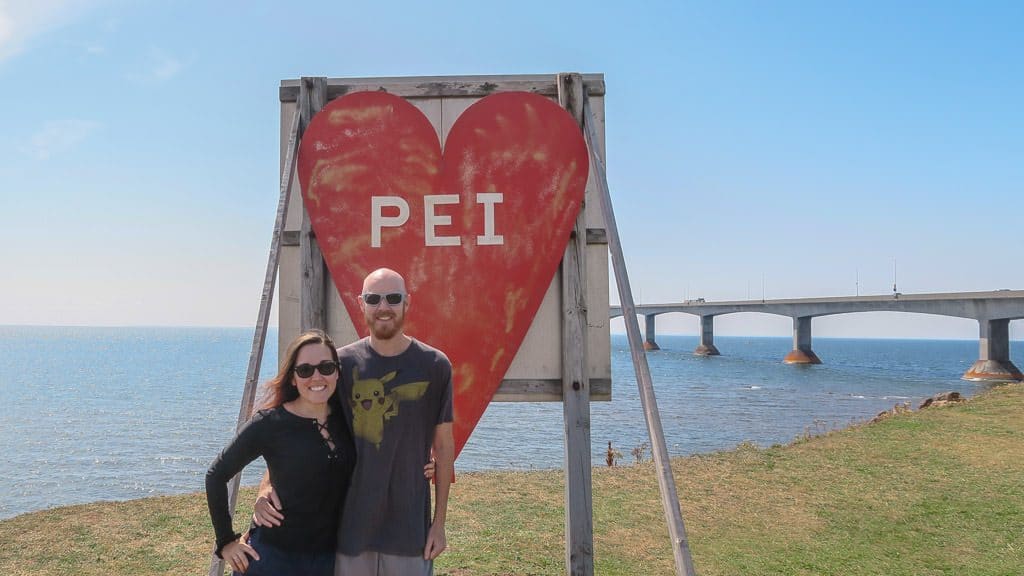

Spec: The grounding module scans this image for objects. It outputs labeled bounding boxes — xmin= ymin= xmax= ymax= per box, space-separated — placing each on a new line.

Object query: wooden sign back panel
xmin=277 ymin=74 xmax=610 ymax=402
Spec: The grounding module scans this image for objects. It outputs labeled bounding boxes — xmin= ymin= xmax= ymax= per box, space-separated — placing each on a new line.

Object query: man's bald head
xmin=362 ymin=268 xmax=407 ymax=295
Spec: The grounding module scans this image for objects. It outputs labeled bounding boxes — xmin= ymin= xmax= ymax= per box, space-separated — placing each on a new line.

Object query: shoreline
xmin=3 ymin=328 xmax=1017 ymax=522
xmin=1 ymin=385 xmax=1003 ymax=524
xmin=2 ymin=382 xmax=1020 ymax=575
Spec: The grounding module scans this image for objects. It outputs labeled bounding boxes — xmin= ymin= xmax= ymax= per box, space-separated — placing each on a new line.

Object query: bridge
xmin=610 ymin=290 xmax=1024 ymax=382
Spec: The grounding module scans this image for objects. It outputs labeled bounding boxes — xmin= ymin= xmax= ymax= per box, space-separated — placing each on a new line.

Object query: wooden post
xmin=207 ymin=106 xmax=302 ymax=576
xmin=557 ymin=72 xmax=594 ymax=576
xmin=583 ymin=94 xmax=698 ymax=576
xmin=299 ymin=77 xmax=328 ymax=331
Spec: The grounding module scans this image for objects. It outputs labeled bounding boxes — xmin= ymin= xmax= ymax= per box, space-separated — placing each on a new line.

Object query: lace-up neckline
xmin=313 ymin=417 xmax=339 ymax=459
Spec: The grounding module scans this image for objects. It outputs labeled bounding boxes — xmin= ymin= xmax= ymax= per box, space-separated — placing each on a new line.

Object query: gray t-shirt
xmin=335 ymin=337 xmax=453 ymax=557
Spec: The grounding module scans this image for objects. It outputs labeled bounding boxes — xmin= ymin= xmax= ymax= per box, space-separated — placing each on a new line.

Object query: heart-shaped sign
xmin=297 ymin=90 xmax=588 ymax=457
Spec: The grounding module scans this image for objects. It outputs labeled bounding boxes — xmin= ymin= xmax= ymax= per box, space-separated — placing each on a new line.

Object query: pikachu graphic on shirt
xmin=349 ymin=368 xmax=429 ymax=449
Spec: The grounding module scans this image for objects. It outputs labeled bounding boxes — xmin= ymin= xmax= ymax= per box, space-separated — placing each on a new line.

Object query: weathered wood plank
xmin=491 ymin=378 xmax=611 ymax=402
xmin=584 ymin=95 xmax=696 ymax=576
xmin=559 ymin=72 xmax=595 ymax=576
xmin=283 ymin=228 xmax=605 ymax=247
xmin=208 ymin=106 xmax=301 ymax=576
xmin=299 ymin=77 xmax=327 ymax=332
xmin=280 ymin=73 xmax=606 ymax=102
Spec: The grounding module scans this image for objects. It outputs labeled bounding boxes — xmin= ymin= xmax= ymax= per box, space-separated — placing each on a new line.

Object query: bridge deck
xmin=610 ymin=290 xmax=1024 ymax=321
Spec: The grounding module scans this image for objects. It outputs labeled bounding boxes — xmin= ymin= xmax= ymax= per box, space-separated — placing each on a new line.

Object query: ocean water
xmin=0 ymin=326 xmax=1017 ymax=520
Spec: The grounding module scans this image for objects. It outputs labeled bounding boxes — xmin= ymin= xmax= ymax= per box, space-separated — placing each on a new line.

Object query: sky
xmin=1 ymin=0 xmax=1021 ymax=339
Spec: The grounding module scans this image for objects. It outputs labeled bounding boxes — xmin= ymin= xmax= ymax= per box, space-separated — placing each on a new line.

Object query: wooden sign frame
xmin=276 ymin=74 xmax=612 ymax=403
xmin=210 ymin=73 xmax=695 ymax=576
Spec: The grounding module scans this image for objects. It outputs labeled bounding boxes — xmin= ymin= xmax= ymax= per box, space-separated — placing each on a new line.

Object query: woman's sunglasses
xmin=360 ymin=292 xmax=405 ymax=306
xmin=293 ymin=361 xmax=339 ymax=378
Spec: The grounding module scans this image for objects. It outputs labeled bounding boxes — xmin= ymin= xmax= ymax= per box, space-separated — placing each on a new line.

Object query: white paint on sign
xmin=370 ymin=193 xmax=505 ymax=247
xmin=371 ymin=196 xmax=410 ymax=248
xmin=424 ymin=194 xmax=461 ymax=246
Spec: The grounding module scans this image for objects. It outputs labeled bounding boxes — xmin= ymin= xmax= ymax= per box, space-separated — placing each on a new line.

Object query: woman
xmin=205 ymin=330 xmax=351 ymax=575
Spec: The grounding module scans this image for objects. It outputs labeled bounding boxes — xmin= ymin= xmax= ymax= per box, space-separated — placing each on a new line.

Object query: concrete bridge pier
xmin=643 ymin=314 xmax=660 ymax=351
xmin=963 ymin=318 xmax=1023 ymax=381
xmin=694 ymin=315 xmax=720 ymax=356
xmin=783 ymin=316 xmax=822 ymax=365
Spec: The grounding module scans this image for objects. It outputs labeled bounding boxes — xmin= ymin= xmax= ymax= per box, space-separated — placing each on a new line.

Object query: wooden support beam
xmin=283 ymin=228 xmax=607 ymax=247
xmin=583 ymin=94 xmax=697 ymax=576
xmin=280 ymin=73 xmax=606 ymax=102
xmin=558 ymin=72 xmax=594 ymax=576
xmin=299 ymin=77 xmax=328 ymax=331
xmin=207 ymin=105 xmax=302 ymax=576
xmin=491 ymin=378 xmax=611 ymax=402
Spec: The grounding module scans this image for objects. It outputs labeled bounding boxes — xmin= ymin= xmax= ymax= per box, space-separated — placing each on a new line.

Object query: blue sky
xmin=1 ymin=1 xmax=1021 ymax=339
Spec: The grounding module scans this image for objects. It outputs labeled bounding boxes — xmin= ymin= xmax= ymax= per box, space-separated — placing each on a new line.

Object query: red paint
xmin=297 ymin=91 xmax=589 ymax=457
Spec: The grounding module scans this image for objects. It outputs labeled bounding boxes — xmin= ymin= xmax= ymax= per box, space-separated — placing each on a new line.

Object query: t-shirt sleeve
xmin=205 ymin=411 xmax=268 ymax=554
xmin=435 ymin=354 xmax=454 ymax=425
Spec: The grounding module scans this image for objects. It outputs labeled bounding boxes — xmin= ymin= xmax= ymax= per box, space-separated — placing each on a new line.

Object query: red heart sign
xmin=297 ymin=91 xmax=588 ymax=457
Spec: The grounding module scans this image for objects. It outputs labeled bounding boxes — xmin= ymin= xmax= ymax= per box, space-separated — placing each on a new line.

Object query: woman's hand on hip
xmin=222 ymin=538 xmax=260 ymax=573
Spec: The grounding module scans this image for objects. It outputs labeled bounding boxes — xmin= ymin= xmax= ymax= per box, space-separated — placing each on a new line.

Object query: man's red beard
xmin=368 ymin=310 xmax=404 ymax=340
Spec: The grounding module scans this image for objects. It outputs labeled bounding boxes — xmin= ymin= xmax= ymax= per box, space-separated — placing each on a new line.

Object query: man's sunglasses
xmin=360 ymin=292 xmax=405 ymax=306
xmin=293 ymin=361 xmax=339 ymax=378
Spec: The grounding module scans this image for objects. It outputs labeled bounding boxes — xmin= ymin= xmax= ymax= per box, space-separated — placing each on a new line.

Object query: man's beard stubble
xmin=368 ymin=310 xmax=404 ymax=340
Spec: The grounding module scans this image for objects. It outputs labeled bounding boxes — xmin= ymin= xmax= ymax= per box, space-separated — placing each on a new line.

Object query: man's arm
xmin=423 ymin=422 xmax=454 ymax=560
xmin=252 ymin=470 xmax=284 ymax=527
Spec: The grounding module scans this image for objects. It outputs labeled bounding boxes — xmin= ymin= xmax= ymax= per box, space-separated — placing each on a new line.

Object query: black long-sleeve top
xmin=205 ymin=405 xmax=354 ymax=555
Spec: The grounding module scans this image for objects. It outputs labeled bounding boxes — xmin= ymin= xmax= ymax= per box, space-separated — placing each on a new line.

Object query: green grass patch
xmin=2 ymin=384 xmax=1021 ymax=575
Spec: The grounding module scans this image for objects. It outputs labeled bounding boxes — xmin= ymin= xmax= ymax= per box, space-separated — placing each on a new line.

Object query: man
xmin=254 ymin=268 xmax=455 ymax=576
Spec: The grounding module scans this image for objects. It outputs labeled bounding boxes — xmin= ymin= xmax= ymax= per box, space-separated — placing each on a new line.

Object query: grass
xmin=2 ymin=384 xmax=1021 ymax=575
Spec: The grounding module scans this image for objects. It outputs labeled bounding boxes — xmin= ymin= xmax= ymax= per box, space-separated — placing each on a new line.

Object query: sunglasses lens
xmin=362 ymin=293 xmax=404 ymax=305
xmin=294 ymin=362 xmax=338 ymax=378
